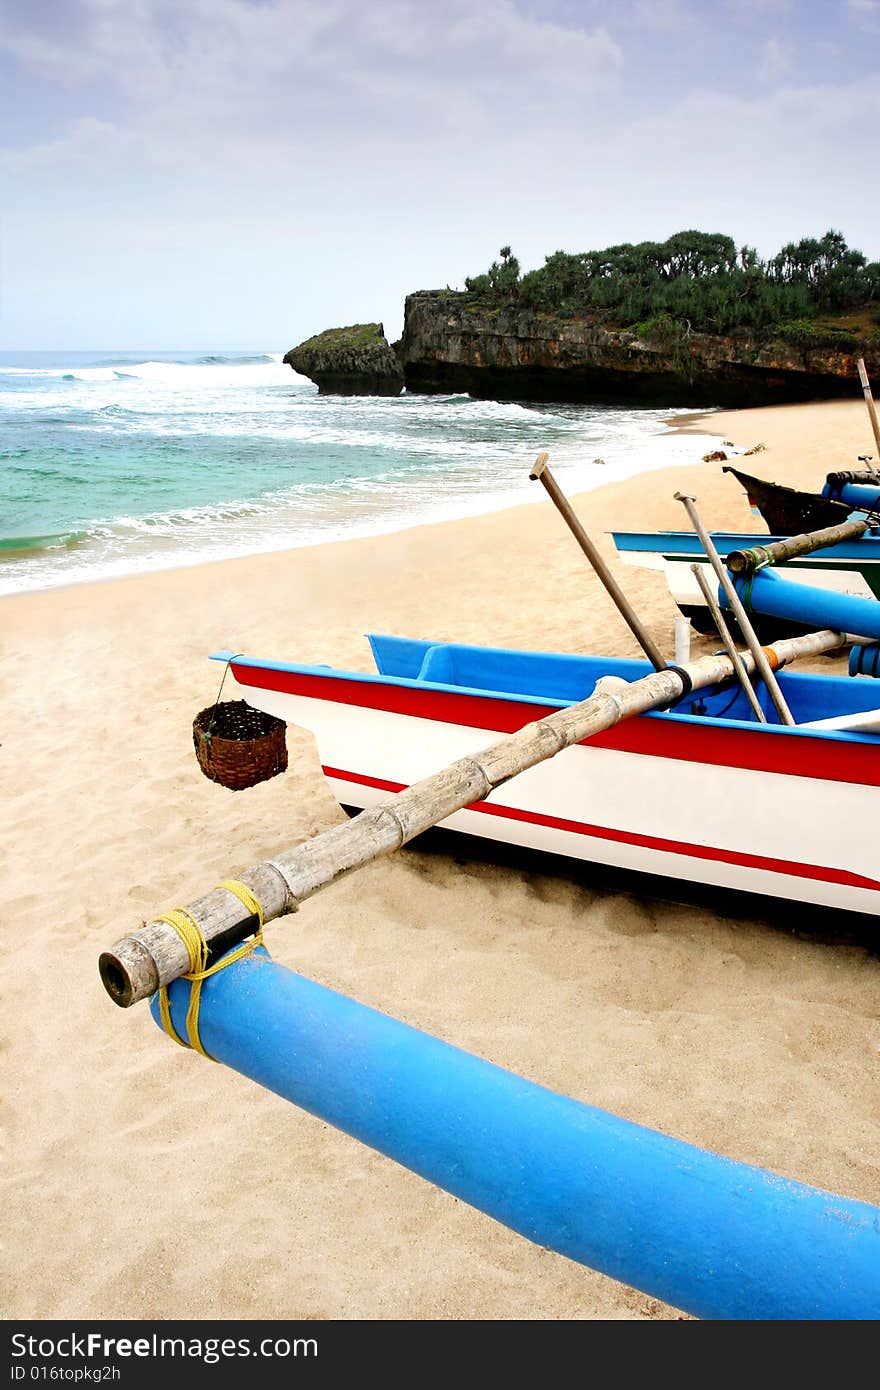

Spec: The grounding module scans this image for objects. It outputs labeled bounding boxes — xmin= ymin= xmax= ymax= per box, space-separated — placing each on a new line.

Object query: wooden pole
xmin=100 ymin=627 xmax=843 ymax=1009
xmin=857 ymin=358 xmax=880 ymax=462
xmin=689 ymin=564 xmax=767 ymax=723
xmin=675 ymin=493 xmax=795 ymax=726
xmin=529 ymin=453 xmax=667 ymax=671
xmin=726 ymin=518 xmax=870 ymax=575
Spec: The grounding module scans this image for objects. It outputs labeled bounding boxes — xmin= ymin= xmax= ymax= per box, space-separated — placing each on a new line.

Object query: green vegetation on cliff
xmin=463 ymin=232 xmax=880 ymax=343
xmin=292 ymin=323 xmax=389 ymax=352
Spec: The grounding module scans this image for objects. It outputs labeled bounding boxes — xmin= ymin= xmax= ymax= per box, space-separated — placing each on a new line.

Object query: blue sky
xmin=1 ymin=0 xmax=878 ymax=349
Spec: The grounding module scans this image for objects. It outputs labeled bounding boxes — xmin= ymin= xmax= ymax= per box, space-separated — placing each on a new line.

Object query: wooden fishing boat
xmin=612 ymin=527 xmax=880 ymax=634
xmin=214 ymin=637 xmax=880 ymax=919
xmin=723 ymin=465 xmax=880 ymax=533
xmin=722 ymin=465 xmax=852 ymax=534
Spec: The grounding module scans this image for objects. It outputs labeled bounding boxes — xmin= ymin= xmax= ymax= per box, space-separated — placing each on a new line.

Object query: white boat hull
xmin=231 ymin=665 xmax=880 ymax=917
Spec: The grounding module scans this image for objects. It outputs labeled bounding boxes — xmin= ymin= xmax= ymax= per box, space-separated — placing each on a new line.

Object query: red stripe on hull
xmin=324 ymin=765 xmax=880 ymax=894
xmin=233 ymin=663 xmax=880 ymax=789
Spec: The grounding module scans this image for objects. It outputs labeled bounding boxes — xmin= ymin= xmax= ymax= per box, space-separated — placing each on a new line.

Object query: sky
xmin=1 ymin=0 xmax=879 ymax=350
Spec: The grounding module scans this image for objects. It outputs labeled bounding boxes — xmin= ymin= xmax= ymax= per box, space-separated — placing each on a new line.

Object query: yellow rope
xmin=156 ymin=880 xmax=264 ymax=1061
xmin=156 ymin=908 xmax=208 ymax=1052
xmin=215 ymin=878 xmax=264 ymax=926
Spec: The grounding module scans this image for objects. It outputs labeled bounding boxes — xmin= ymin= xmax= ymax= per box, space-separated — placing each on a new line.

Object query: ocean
xmin=0 ymin=349 xmax=716 ymax=596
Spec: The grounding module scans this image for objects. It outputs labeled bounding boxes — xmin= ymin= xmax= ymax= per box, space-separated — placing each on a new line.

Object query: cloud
xmin=630 ymin=0 xmax=695 ymax=32
xmin=2 ymin=0 xmax=879 ymax=349
xmin=0 ymin=0 xmax=170 ymax=87
xmin=848 ymin=0 xmax=880 ymax=30
xmin=0 ymin=1 xmax=624 ymax=154
xmin=759 ymin=36 xmax=791 ymax=83
xmin=604 ymin=75 xmax=880 ymax=249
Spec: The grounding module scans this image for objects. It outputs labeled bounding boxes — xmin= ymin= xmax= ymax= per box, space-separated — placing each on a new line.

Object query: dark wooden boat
xmin=723 ymin=466 xmax=851 ymax=534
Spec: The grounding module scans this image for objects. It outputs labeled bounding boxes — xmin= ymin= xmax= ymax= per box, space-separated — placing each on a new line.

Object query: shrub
xmin=463 ymin=231 xmax=877 ymax=337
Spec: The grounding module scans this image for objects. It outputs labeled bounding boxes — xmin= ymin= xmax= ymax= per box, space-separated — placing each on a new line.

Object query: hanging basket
xmin=193 ymin=699 xmax=287 ymax=791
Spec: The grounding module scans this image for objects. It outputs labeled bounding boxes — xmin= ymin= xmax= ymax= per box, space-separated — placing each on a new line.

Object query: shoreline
xmin=1 ymin=405 xmax=720 ymax=601
xmin=2 ymin=396 xmax=860 ymax=611
xmin=4 ymin=397 xmax=878 ymax=1321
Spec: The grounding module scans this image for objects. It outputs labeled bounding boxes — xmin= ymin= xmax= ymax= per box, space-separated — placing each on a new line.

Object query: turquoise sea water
xmin=0 ymin=349 xmax=716 ymax=595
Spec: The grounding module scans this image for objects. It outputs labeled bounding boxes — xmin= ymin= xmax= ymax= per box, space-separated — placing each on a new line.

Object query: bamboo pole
xmin=726 ymin=518 xmax=870 ymax=575
xmin=673 ymin=616 xmax=691 ymax=665
xmin=857 ymin=358 xmax=880 ymax=462
xmin=100 ymin=628 xmax=843 ymax=1009
xmin=675 ymin=493 xmax=795 ymax=726
xmin=529 ymin=453 xmax=666 ymax=670
xmin=689 ymin=564 xmax=766 ymax=723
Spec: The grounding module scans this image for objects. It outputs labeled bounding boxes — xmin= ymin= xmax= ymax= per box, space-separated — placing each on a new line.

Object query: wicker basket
xmin=193 ymin=699 xmax=287 ymax=791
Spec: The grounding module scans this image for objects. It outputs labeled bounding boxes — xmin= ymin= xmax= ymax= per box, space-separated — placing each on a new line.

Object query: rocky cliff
xmin=396 ymin=291 xmax=878 ymax=406
xmin=284 ymin=323 xmax=404 ymax=396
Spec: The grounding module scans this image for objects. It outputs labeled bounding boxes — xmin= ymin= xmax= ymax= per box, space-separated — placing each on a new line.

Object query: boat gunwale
xmin=211 ymin=645 xmax=880 ymax=749
xmin=611 ymin=530 xmax=880 ymax=559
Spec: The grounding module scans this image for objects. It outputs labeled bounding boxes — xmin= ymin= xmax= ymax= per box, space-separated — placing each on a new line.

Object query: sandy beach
xmin=3 ymin=398 xmax=878 ymax=1321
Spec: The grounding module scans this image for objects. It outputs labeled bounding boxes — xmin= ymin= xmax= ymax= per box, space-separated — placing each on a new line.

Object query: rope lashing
xmin=741 ymin=571 xmax=756 ymax=611
xmin=741 ymin=545 xmax=773 ymax=572
xmin=156 ymin=879 xmax=264 ymax=1059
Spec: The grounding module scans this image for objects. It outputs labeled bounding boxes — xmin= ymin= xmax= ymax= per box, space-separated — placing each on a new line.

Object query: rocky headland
xmin=283 ymin=323 xmax=404 ymax=396
xmin=394 ymin=291 xmax=878 ymax=406
xmin=286 ymin=299 xmax=878 ymax=407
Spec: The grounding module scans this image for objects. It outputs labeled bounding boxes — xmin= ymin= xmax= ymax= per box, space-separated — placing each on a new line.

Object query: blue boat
xmin=612 ymin=527 xmax=880 ymax=634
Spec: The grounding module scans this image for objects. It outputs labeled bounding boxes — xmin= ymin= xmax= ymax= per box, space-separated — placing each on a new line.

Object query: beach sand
xmin=3 ymin=398 xmax=878 ymax=1321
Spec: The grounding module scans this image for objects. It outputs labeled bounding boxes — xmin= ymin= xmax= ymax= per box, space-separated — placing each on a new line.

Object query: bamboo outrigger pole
xmin=857 ymin=358 xmax=880 ymax=462
xmin=726 ymin=517 xmax=870 ymax=575
xmin=100 ymin=626 xmax=844 ymax=1009
xmin=529 ymin=453 xmax=666 ymax=670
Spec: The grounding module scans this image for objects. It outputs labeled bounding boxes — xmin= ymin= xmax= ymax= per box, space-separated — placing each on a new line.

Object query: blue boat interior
xmin=212 ymin=635 xmax=880 ymax=742
xmin=364 ymin=634 xmax=880 ymax=737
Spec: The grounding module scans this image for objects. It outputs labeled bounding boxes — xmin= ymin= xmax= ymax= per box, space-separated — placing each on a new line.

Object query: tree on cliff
xmin=465 ymin=246 xmax=520 ymax=297
xmin=768 ymin=230 xmax=880 ymax=309
xmin=464 ymin=229 xmax=880 ymax=336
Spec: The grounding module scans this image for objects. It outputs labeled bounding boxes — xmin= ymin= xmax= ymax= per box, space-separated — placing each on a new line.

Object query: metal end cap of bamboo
xmin=99 ymin=938 xmax=160 ymax=1009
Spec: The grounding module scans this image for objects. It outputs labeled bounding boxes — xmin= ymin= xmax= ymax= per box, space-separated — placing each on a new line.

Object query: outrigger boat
xmin=215 ymin=635 xmax=880 ymax=919
xmin=612 ymin=526 xmax=880 ymax=634
xmin=100 ymin=455 xmax=880 ymax=1322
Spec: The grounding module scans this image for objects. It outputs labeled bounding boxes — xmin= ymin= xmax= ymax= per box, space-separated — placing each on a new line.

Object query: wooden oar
xmin=99 ymin=626 xmax=843 ymax=1009
xmin=689 ymin=563 xmax=766 ymax=723
xmin=675 ymin=492 xmax=795 ymax=727
xmin=529 ymin=453 xmax=666 ymax=670
xmin=726 ymin=517 xmax=870 ymax=575
xmin=857 ymin=358 xmax=880 ymax=463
